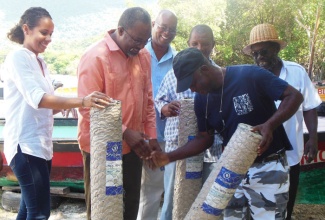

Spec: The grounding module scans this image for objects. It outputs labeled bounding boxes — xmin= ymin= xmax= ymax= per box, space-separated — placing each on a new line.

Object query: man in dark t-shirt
xmin=195 ymin=65 xmax=292 ymax=161
xmin=151 ymin=48 xmax=304 ymax=220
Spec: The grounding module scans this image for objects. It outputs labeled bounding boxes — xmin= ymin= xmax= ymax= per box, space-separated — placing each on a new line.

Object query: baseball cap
xmin=173 ymin=48 xmax=205 ymax=93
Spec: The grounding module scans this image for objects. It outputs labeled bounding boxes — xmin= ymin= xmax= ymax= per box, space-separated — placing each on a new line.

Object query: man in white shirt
xmin=243 ymin=23 xmax=322 ymax=220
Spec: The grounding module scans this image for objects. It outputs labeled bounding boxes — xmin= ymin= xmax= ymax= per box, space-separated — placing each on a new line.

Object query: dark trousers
xmin=82 ymin=150 xmax=142 ymax=220
xmin=10 ymin=145 xmax=52 ymax=220
xmin=286 ymin=163 xmax=300 ymax=220
xmin=82 ymin=151 xmax=91 ymax=220
xmin=123 ymin=151 xmax=142 ymax=220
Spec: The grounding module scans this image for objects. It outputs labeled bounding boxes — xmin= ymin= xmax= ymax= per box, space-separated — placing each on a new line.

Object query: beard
xmin=256 ymin=56 xmax=281 ymax=72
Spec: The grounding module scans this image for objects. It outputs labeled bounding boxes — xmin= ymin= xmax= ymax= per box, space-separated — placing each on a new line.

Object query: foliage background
xmin=160 ymin=0 xmax=325 ymax=81
xmin=0 ymin=0 xmax=324 ymax=80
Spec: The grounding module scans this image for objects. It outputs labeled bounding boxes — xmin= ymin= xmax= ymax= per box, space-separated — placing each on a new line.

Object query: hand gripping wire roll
xmin=173 ymin=98 xmax=204 ymax=220
xmin=90 ymin=100 xmax=123 ymax=220
xmin=184 ymin=123 xmax=262 ymax=220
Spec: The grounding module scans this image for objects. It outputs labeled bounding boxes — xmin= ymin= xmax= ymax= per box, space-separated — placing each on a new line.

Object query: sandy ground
xmin=48 ymin=198 xmax=87 ymax=220
xmin=0 ymin=193 xmax=324 ymax=220
xmin=292 ymin=204 xmax=325 ymax=220
xmin=0 ymin=196 xmax=87 ymax=220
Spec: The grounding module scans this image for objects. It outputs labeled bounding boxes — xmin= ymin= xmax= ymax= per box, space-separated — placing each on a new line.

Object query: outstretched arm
xmin=39 ymin=91 xmax=110 ymax=110
xmin=151 ymin=131 xmax=213 ymax=167
xmin=252 ymin=85 xmax=304 ymax=155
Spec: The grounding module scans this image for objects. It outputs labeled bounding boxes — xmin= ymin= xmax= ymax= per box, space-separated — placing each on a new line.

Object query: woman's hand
xmin=82 ymin=91 xmax=112 ymax=109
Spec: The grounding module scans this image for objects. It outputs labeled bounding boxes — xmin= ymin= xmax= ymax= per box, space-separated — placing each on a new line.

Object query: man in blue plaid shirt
xmin=155 ymin=24 xmax=222 ymax=220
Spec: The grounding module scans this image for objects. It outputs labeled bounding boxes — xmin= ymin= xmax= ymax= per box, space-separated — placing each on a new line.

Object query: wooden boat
xmin=0 ymin=116 xmax=324 ymax=201
xmin=297 ymin=142 xmax=325 ymax=204
xmin=0 ymin=80 xmax=84 ymax=192
xmin=301 ymin=116 xmax=325 ymax=170
xmin=0 ymin=118 xmax=84 ymax=192
xmin=298 ymin=118 xmax=325 ymax=204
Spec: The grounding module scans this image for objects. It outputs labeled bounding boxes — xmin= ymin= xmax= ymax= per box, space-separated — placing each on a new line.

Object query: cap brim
xmin=243 ymin=40 xmax=287 ymax=55
xmin=176 ymin=74 xmax=193 ymax=93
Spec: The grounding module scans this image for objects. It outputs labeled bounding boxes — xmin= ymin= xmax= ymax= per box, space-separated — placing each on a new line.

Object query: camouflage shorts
xmin=224 ymin=154 xmax=289 ymax=220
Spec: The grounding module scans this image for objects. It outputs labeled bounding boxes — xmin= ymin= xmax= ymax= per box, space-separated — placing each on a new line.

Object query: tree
xmin=218 ymin=0 xmax=306 ymax=65
xmin=43 ymin=51 xmax=80 ymax=75
xmin=295 ymin=1 xmax=325 ymax=80
xmin=158 ymin=0 xmax=226 ymax=52
xmin=158 ymin=0 xmax=325 ymax=80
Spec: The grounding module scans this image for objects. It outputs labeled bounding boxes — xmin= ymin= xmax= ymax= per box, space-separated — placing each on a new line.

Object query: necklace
xmin=219 ymin=68 xmax=224 ymax=114
xmin=205 ymin=68 xmax=225 ymax=126
xmin=219 ymin=68 xmax=226 ymax=132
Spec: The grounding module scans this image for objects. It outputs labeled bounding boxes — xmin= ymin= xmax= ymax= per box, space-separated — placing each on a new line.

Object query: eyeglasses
xmin=205 ymin=93 xmax=225 ymax=136
xmin=251 ymin=49 xmax=269 ymax=58
xmin=155 ymin=22 xmax=177 ymax=35
xmin=123 ymin=28 xmax=149 ymax=46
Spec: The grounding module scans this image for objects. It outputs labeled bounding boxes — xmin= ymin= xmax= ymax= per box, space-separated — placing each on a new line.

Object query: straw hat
xmin=243 ymin=23 xmax=287 ymax=55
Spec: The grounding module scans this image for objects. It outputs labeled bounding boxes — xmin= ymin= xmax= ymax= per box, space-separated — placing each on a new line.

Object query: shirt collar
xmin=145 ymin=40 xmax=176 ymax=63
xmin=104 ymin=29 xmax=122 ymax=52
xmin=279 ymin=59 xmax=287 ymax=80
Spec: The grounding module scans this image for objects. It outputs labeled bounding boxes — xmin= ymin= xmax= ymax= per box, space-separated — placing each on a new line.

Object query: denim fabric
xmin=10 ymin=145 xmax=52 ymax=220
xmin=137 ymin=142 xmax=165 ymax=220
xmin=160 ymin=161 xmax=176 ymax=220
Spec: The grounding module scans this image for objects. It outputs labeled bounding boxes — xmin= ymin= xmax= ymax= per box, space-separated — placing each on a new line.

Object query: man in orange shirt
xmin=77 ymin=7 xmax=159 ymax=220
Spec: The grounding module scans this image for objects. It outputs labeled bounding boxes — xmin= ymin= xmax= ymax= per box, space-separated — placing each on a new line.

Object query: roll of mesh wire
xmin=173 ymin=99 xmax=204 ymax=220
xmin=90 ymin=101 xmax=123 ymax=220
xmin=185 ymin=123 xmax=262 ymax=219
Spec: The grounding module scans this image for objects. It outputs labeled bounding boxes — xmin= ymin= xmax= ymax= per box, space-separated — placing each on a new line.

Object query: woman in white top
xmin=3 ymin=7 xmax=110 ymax=220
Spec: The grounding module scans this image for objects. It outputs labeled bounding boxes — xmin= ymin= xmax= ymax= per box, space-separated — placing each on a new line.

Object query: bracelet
xmin=82 ymin=97 xmax=85 ymax=108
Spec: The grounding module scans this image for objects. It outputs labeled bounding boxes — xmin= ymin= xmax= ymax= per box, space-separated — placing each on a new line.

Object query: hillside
xmin=0 ymin=0 xmax=158 ymax=62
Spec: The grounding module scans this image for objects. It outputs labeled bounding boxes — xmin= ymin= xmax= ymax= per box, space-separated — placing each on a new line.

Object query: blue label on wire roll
xmin=106 ymin=142 xmax=123 ymax=195
xmin=106 ymin=185 xmax=123 ymax=195
xmin=106 ymin=142 xmax=122 ymax=161
xmin=201 ymin=202 xmax=223 ymax=216
xmin=185 ymin=135 xmax=203 ymax=179
xmin=216 ymin=167 xmax=244 ymax=189
xmin=202 ymin=167 xmax=245 ymax=215
xmin=185 ymin=171 xmax=202 ymax=179
xmin=188 ymin=136 xmax=195 ymax=141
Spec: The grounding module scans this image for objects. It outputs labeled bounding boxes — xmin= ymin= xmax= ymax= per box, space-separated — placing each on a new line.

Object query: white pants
xmin=137 ymin=142 xmax=165 ymax=220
